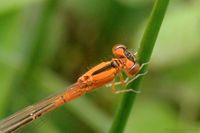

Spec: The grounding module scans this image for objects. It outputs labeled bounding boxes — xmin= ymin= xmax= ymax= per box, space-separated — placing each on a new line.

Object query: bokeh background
xmin=0 ymin=0 xmax=200 ymax=133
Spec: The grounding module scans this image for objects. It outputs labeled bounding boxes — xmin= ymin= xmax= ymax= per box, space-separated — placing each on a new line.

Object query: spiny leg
xmin=106 ymin=71 xmax=147 ymax=87
xmin=111 ymin=79 xmax=140 ymax=94
xmin=119 ymin=72 xmax=125 ymax=86
xmin=121 ymin=62 xmax=149 ymax=87
xmin=108 ymin=62 xmax=149 ymax=94
xmin=106 ymin=81 xmax=121 ymax=87
xmin=114 ymin=88 xmax=140 ymax=94
xmin=106 ymin=72 xmax=125 ymax=87
xmin=111 ymin=80 xmax=116 ymax=94
xmin=111 ymin=76 xmax=126 ymax=94
xmin=123 ymin=62 xmax=149 ymax=85
xmin=126 ymin=71 xmax=148 ymax=85
xmin=113 ymin=71 xmax=148 ymax=94
xmin=139 ymin=62 xmax=149 ymax=71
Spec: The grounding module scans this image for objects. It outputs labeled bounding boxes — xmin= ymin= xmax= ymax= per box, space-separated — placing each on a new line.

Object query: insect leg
xmin=139 ymin=62 xmax=149 ymax=71
xmin=113 ymin=89 xmax=140 ymax=94
xmin=126 ymin=71 xmax=148 ymax=85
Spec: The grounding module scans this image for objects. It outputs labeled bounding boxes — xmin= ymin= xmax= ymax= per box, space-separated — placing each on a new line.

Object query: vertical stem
xmin=109 ymin=0 xmax=170 ymax=132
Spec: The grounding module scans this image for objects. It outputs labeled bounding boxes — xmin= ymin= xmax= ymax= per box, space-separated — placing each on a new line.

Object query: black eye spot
xmin=124 ymin=50 xmax=135 ymax=61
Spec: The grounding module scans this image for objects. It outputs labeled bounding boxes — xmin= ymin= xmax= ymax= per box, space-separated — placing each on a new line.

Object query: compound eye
xmin=112 ymin=44 xmax=127 ymax=58
xmin=124 ymin=50 xmax=135 ymax=62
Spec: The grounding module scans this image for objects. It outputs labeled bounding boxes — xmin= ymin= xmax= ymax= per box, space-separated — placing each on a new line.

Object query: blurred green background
xmin=0 ymin=0 xmax=200 ymax=133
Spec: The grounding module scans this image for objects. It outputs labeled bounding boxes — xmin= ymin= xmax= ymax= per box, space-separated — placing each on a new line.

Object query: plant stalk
xmin=109 ymin=0 xmax=170 ymax=132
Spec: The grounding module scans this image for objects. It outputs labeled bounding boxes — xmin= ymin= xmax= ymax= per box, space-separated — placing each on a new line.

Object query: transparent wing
xmin=0 ymin=83 xmax=81 ymax=133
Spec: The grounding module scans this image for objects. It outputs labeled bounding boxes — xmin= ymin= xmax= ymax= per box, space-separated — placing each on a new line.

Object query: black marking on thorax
xmin=92 ymin=60 xmax=119 ymax=75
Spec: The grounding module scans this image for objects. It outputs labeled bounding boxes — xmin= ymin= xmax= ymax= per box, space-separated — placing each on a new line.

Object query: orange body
xmin=0 ymin=44 xmax=141 ymax=133
xmin=77 ymin=58 xmax=124 ymax=90
xmin=75 ymin=44 xmax=141 ymax=94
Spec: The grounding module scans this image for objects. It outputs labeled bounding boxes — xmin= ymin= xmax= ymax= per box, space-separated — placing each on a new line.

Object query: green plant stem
xmin=109 ymin=0 xmax=170 ymax=132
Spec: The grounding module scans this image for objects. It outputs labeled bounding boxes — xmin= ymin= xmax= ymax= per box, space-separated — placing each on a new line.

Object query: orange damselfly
xmin=0 ymin=44 xmax=147 ymax=133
